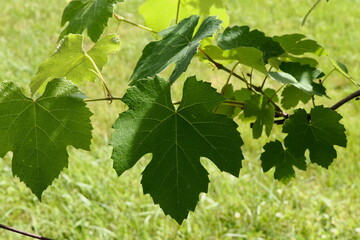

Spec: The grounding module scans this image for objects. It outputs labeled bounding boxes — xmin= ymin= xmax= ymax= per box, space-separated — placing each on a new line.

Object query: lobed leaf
xmin=261 ymin=140 xmax=306 ymax=183
xmin=283 ymin=106 xmax=347 ymax=168
xmin=0 ymin=78 xmax=93 ymax=199
xmin=130 ymin=15 xmax=222 ymax=84
xmin=110 ymin=75 xmax=244 ymax=223
xmin=31 ymin=34 xmax=120 ymax=94
xmin=60 ymin=0 xmax=123 ymax=42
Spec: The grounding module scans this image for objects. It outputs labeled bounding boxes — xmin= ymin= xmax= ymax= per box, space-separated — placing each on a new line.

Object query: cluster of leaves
xmin=1 ymin=0 xmax=358 ymax=224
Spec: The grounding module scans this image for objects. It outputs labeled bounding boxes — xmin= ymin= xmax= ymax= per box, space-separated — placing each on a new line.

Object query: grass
xmin=1 ymin=0 xmax=360 ymax=239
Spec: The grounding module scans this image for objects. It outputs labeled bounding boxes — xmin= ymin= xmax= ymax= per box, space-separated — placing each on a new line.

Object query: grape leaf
xmin=281 ymin=85 xmax=312 ymax=109
xmin=201 ymin=45 xmax=267 ymax=74
xmin=31 ymin=34 xmax=120 ymax=94
xmin=243 ymin=94 xmax=275 ymax=139
xmin=139 ymin=0 xmax=229 ymax=32
xmin=283 ymin=106 xmax=347 ymax=168
xmin=130 ymin=15 xmax=222 ymax=84
xmin=261 ymin=140 xmax=306 ymax=183
xmin=273 ymin=34 xmax=325 ymax=56
xmin=217 ymin=25 xmax=285 ymax=63
xmin=268 ymin=62 xmax=326 ymax=96
xmin=60 ymin=0 xmax=123 ymax=42
xmin=0 ymin=78 xmax=92 ymax=199
xmin=110 ymin=76 xmax=244 ymax=223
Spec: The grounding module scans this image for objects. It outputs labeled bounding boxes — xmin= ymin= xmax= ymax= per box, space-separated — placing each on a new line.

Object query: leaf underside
xmin=0 ymin=78 xmax=92 ymax=199
xmin=110 ymin=75 xmax=244 ymax=223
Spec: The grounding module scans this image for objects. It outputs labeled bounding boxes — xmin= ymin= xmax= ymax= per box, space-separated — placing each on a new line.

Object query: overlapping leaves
xmin=130 ymin=15 xmax=222 ymax=84
xmin=31 ymin=34 xmax=120 ymax=94
xmin=0 ymin=79 xmax=92 ymax=199
xmin=110 ymin=76 xmax=244 ymax=223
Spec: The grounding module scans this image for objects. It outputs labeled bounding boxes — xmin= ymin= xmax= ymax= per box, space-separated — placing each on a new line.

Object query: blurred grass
xmin=0 ymin=0 xmax=360 ymax=239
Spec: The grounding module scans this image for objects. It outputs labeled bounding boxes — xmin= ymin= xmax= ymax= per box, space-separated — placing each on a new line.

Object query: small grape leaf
xmin=281 ymin=85 xmax=312 ymax=109
xmin=60 ymin=0 xmax=123 ymax=42
xmin=200 ymin=45 xmax=267 ymax=74
xmin=268 ymin=62 xmax=326 ymax=96
xmin=139 ymin=0 xmax=229 ymax=32
xmin=273 ymin=34 xmax=325 ymax=56
xmin=261 ymin=140 xmax=306 ymax=183
xmin=283 ymin=106 xmax=347 ymax=168
xmin=217 ymin=25 xmax=285 ymax=63
xmin=0 ymin=78 xmax=92 ymax=199
xmin=31 ymin=34 xmax=120 ymax=94
xmin=110 ymin=75 xmax=244 ymax=223
xmin=243 ymin=94 xmax=275 ymax=139
xmin=130 ymin=15 xmax=222 ymax=84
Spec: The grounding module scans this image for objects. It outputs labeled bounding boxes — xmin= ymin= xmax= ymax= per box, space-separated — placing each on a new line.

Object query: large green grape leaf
xmin=281 ymin=85 xmax=312 ymax=109
xmin=243 ymin=94 xmax=275 ymax=139
xmin=283 ymin=106 xmax=347 ymax=168
xmin=110 ymin=76 xmax=244 ymax=223
xmin=273 ymin=34 xmax=326 ymax=56
xmin=31 ymin=34 xmax=120 ymax=94
xmin=139 ymin=0 xmax=229 ymax=32
xmin=261 ymin=140 xmax=306 ymax=183
xmin=0 ymin=78 xmax=92 ymax=199
xmin=217 ymin=25 xmax=285 ymax=63
xmin=130 ymin=15 xmax=222 ymax=84
xmin=268 ymin=62 xmax=326 ymax=96
xmin=60 ymin=0 xmax=123 ymax=42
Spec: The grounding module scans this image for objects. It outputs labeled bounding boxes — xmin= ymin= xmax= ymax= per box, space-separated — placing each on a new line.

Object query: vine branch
xmin=0 ymin=224 xmax=55 ymax=240
xmin=273 ymin=89 xmax=360 ymax=125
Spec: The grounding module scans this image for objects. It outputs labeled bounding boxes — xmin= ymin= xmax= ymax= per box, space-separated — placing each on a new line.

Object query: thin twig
xmin=0 ymin=224 xmax=55 ymax=240
xmin=221 ymin=62 xmax=240 ymax=95
xmin=302 ymin=0 xmax=323 ymax=26
xmin=113 ymin=13 xmax=158 ymax=34
xmin=330 ymin=89 xmax=360 ymax=110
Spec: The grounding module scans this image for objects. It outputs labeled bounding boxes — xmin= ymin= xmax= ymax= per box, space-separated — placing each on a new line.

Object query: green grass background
xmin=1 ymin=0 xmax=360 ymax=239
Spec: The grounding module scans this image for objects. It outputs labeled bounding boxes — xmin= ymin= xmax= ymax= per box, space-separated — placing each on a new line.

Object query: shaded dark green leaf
xmin=261 ymin=140 xmax=306 ymax=183
xmin=283 ymin=106 xmax=346 ymax=168
xmin=110 ymin=76 xmax=243 ymax=223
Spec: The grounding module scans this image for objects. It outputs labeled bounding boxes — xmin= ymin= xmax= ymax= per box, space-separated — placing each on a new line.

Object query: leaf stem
xmin=0 ymin=224 xmax=55 ymax=240
xmin=84 ymin=53 xmax=113 ymax=98
xmin=176 ymin=0 xmax=181 ymax=24
xmin=84 ymin=96 xmax=123 ymax=103
xmin=221 ymin=62 xmax=240 ymax=95
xmin=113 ymin=13 xmax=158 ymax=34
